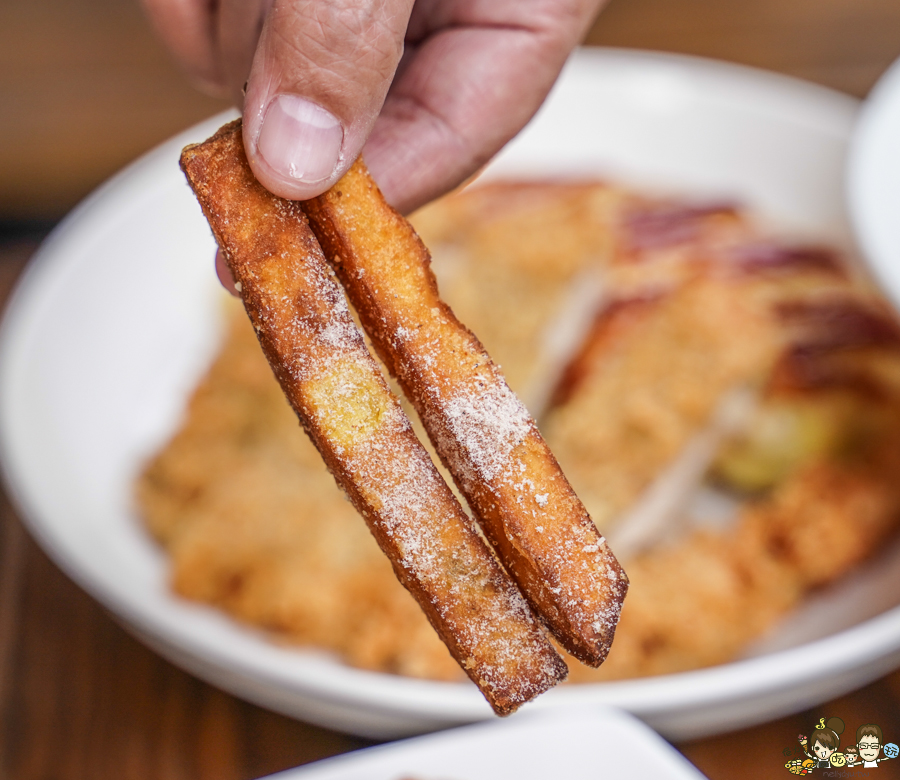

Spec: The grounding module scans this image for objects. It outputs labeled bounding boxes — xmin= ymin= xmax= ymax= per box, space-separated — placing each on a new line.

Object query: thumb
xmin=242 ymin=0 xmax=412 ymax=201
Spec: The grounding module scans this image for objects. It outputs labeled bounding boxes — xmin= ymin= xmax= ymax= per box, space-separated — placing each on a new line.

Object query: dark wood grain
xmin=0 ymin=528 xmax=368 ymax=779
xmin=3 ymin=1 xmax=900 ymax=777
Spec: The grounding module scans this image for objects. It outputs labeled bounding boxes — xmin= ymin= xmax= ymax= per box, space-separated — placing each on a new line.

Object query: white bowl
xmin=262 ymin=707 xmax=705 ymax=780
xmin=2 ymin=48 xmax=896 ymax=741
xmin=848 ymin=54 xmax=900 ymax=307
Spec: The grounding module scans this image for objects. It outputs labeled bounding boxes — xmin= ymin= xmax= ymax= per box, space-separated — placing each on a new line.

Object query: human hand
xmin=142 ymin=0 xmax=606 ymax=215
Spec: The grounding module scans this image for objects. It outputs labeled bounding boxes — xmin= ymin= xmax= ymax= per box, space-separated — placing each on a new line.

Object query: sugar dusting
xmin=441 ymin=379 xmax=531 ymax=483
xmin=311 ymin=192 xmax=631 ymax=661
xmin=251 ymin=283 xmax=565 ymax=706
xmin=413 ymin=342 xmax=626 ymax=658
xmin=184 ymin=129 xmax=565 ymax=711
xmin=348 ymin=424 xmax=566 ymax=703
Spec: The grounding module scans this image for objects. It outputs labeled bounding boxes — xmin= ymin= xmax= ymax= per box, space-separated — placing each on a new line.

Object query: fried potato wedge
xmin=303 ymin=160 xmax=628 ymax=666
xmin=179 ymin=120 xmax=567 ymax=714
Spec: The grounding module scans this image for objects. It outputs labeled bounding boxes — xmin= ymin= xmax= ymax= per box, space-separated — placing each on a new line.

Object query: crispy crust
xmin=179 ymin=120 xmax=567 ymax=714
xmin=303 ymin=160 xmax=628 ymax=666
xmin=548 ymin=293 xmax=666 ymax=410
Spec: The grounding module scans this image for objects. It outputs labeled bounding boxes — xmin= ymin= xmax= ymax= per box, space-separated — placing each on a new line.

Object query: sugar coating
xmin=349 ymin=434 xmax=566 ymax=701
xmin=179 ymin=121 xmax=567 ymax=712
xmin=302 ymin=159 xmax=628 ymax=666
xmin=417 ymin=318 xmax=626 ymax=658
xmin=440 ymin=380 xmax=531 ymax=484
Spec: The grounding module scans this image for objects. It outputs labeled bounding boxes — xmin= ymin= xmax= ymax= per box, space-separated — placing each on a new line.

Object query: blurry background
xmin=2 ymin=1 xmax=900 ymax=778
xmin=2 ymin=0 xmax=900 ymax=225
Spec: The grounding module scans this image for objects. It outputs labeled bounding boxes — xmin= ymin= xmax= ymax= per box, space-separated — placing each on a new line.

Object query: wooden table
xmin=3 ymin=1 xmax=900 ymax=777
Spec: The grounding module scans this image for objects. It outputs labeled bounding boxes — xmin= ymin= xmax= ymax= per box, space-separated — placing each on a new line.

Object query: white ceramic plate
xmin=848 ymin=55 xmax=900 ymax=307
xmin=262 ymin=707 xmax=706 ymax=780
xmin=2 ymin=48 xmax=897 ymax=742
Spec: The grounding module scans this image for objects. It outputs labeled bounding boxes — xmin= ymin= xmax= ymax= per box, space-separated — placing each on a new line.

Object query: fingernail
xmin=257 ymin=95 xmax=343 ymax=183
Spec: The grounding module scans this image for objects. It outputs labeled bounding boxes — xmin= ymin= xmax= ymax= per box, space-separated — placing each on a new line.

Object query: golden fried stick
xmin=303 ymin=160 xmax=628 ymax=666
xmin=179 ymin=121 xmax=567 ymax=714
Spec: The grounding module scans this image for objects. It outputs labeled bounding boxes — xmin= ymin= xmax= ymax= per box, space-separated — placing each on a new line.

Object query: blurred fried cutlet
xmin=140 ymin=174 xmax=900 ymax=683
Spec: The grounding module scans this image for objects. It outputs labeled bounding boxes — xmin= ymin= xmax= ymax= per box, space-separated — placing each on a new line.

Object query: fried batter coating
xmin=544 ymin=280 xmax=780 ymax=531
xmin=179 ymin=120 xmax=567 ymax=714
xmin=303 ymin=161 xmax=628 ymax=667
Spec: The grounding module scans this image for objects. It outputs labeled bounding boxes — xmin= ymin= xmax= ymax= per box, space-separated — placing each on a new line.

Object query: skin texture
xmin=141 ymin=0 xmax=607 ymax=213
